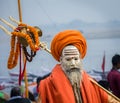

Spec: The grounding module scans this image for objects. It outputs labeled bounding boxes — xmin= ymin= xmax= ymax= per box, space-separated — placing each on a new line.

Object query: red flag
xmin=101 ymin=52 xmax=105 ymax=72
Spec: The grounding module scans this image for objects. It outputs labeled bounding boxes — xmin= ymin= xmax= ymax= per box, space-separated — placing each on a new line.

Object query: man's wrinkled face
xmin=60 ymin=45 xmax=83 ymax=73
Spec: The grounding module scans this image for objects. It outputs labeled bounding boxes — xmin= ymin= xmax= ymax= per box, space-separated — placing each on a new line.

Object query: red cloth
xmin=38 ymin=64 xmax=108 ymax=103
xmin=101 ymin=53 xmax=105 ymax=72
xmin=50 ymin=30 xmax=87 ymax=62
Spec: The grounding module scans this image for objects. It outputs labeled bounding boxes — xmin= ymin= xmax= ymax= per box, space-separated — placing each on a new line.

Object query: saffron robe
xmin=38 ymin=64 xmax=108 ymax=103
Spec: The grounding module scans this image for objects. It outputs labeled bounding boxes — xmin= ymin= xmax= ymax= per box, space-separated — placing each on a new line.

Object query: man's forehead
xmin=62 ymin=45 xmax=80 ymax=56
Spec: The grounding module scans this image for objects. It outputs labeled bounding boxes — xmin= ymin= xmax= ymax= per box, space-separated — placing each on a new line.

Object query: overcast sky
xmin=0 ymin=0 xmax=120 ymax=26
xmin=0 ymin=0 xmax=120 ymax=76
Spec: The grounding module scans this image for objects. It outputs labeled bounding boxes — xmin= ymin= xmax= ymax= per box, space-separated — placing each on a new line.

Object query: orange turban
xmin=50 ymin=30 xmax=87 ymax=61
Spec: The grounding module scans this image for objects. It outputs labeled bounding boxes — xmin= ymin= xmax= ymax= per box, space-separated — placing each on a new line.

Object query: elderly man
xmin=38 ymin=30 xmax=120 ymax=103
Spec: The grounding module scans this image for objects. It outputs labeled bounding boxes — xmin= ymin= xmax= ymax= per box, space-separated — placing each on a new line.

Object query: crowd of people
xmin=0 ymin=72 xmax=51 ymax=103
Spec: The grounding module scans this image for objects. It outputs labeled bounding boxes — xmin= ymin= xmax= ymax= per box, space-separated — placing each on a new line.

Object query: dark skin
xmin=113 ymin=62 xmax=120 ymax=70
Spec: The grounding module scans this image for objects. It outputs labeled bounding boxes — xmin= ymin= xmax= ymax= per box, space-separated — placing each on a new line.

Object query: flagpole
xmin=90 ymin=78 xmax=120 ymax=102
xmin=101 ymin=51 xmax=106 ymax=79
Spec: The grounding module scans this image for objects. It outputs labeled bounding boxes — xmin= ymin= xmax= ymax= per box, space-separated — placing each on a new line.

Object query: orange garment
xmin=50 ymin=30 xmax=87 ymax=62
xmin=38 ymin=64 xmax=108 ymax=103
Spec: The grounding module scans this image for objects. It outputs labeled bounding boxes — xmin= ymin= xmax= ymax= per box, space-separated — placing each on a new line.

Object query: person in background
xmin=28 ymin=91 xmax=37 ymax=103
xmin=107 ymin=54 xmax=120 ymax=98
xmin=37 ymin=30 xmax=120 ymax=103
xmin=98 ymin=80 xmax=110 ymax=91
xmin=5 ymin=86 xmax=31 ymax=103
xmin=0 ymin=92 xmax=9 ymax=103
xmin=36 ymin=73 xmax=51 ymax=91
xmin=0 ymin=97 xmax=7 ymax=103
xmin=35 ymin=73 xmax=51 ymax=103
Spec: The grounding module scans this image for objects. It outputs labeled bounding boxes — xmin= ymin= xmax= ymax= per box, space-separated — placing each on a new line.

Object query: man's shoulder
xmin=5 ymin=98 xmax=31 ymax=103
xmin=109 ymin=69 xmax=120 ymax=75
xmin=21 ymin=98 xmax=31 ymax=102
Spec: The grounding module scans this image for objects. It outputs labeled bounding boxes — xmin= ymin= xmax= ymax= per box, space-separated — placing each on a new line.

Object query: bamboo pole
xmin=89 ymin=78 xmax=120 ymax=102
xmin=17 ymin=0 xmax=29 ymax=98
xmin=18 ymin=0 xmax=22 ymax=22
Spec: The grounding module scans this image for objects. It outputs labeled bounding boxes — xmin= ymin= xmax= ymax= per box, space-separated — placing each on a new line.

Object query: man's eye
xmin=66 ymin=58 xmax=71 ymax=61
xmin=74 ymin=58 xmax=78 ymax=60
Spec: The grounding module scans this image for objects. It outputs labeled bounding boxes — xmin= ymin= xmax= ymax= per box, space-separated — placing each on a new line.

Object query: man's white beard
xmin=65 ymin=68 xmax=82 ymax=87
xmin=65 ymin=68 xmax=83 ymax=103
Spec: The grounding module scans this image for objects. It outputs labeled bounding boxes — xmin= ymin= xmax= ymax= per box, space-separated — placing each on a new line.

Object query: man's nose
xmin=71 ymin=59 xmax=75 ymax=65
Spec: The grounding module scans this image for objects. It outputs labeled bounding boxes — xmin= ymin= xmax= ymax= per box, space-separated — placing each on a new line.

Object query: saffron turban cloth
xmin=50 ymin=30 xmax=87 ymax=61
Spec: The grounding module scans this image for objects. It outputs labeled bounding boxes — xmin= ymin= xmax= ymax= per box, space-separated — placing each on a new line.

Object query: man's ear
xmin=60 ymin=56 xmax=62 ymax=64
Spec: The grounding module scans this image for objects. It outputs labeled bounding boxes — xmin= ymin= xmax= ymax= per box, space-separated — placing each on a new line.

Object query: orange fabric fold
xmin=50 ymin=30 xmax=87 ymax=62
xmin=38 ymin=64 xmax=108 ymax=103
xmin=80 ymin=71 xmax=108 ymax=103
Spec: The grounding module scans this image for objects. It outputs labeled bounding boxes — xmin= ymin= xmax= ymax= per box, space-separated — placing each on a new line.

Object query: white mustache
xmin=66 ymin=68 xmax=80 ymax=73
